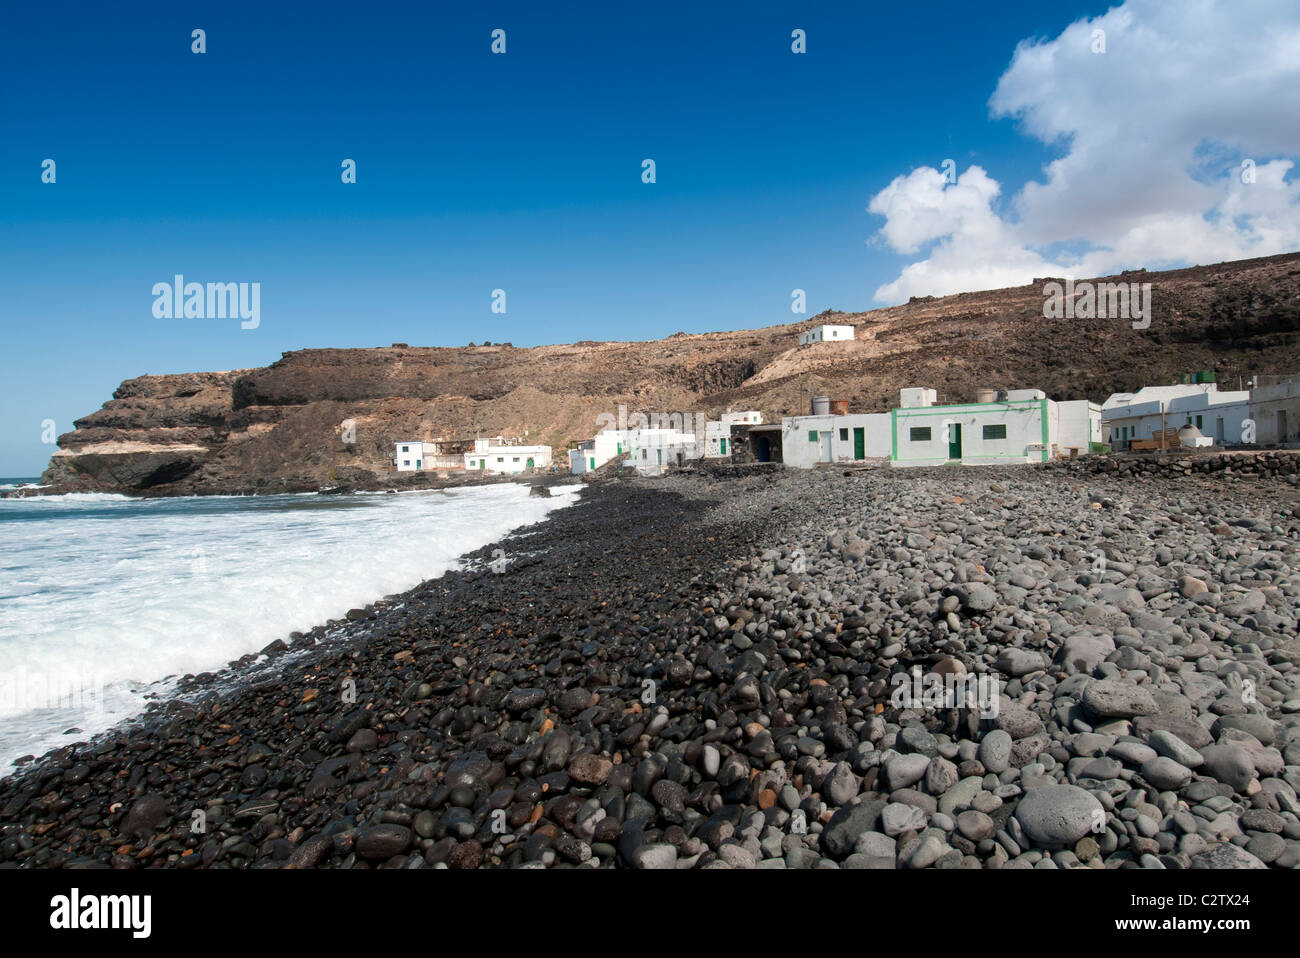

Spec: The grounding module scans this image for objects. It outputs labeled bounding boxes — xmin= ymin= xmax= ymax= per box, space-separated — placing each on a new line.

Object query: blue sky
xmin=4 ymin=0 xmax=1295 ymax=475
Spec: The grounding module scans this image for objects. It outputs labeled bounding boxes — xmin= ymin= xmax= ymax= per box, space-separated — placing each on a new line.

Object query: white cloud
xmin=867 ymin=0 xmax=1300 ymax=303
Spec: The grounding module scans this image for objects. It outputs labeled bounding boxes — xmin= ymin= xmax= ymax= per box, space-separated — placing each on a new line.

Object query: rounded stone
xmin=1014 ymin=784 xmax=1105 ymax=849
xmin=355 ymin=824 xmax=412 ymax=860
xmin=955 ymin=810 xmax=995 ymax=842
xmin=568 ymin=754 xmax=613 ymax=786
xmin=1141 ymin=756 xmax=1192 ymax=790
xmin=978 ymin=730 xmax=1013 ymax=775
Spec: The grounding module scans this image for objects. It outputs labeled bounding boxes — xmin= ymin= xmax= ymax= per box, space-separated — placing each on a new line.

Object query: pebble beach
xmin=2 ymin=464 xmax=1299 ymax=870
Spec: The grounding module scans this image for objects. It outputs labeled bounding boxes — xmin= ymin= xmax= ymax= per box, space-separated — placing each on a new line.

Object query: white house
xmin=781 ymin=413 xmax=892 ymax=467
xmin=704 ymin=421 xmax=731 ymax=458
xmin=569 ymin=429 xmax=630 ymax=474
xmin=394 ymin=441 xmax=425 ymax=471
xmin=1102 ymin=383 xmax=1250 ymax=448
xmin=799 ymin=324 xmax=855 ymax=346
xmin=702 ymin=411 xmax=762 ymax=458
xmin=624 ymin=428 xmax=699 ymax=476
xmin=464 ymin=441 xmax=553 ymax=474
xmin=890 ymin=388 xmax=1100 ymax=467
xmin=1249 ymin=373 xmax=1300 ymax=446
xmin=1053 ymin=399 xmax=1103 ymax=455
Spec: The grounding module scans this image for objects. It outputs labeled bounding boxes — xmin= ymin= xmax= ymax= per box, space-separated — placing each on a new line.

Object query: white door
xmin=819 ymin=431 xmax=832 ymax=462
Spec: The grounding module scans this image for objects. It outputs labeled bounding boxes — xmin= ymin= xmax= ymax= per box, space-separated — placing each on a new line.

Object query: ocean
xmin=0 ymin=481 xmax=581 ymax=771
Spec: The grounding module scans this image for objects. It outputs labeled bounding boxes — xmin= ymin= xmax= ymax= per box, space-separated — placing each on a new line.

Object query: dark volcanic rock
xmin=3 ymin=463 xmax=1297 ymax=875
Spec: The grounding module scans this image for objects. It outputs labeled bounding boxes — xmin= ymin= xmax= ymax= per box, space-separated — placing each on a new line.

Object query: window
xmin=909 ymin=427 xmax=931 ymax=442
xmin=982 ymin=424 xmax=1007 ymax=440
xmin=839 ymin=428 xmax=849 ymax=441
xmin=401 ymin=445 xmax=409 ymax=453
xmin=512 ymin=457 xmax=520 ymax=462
xmin=497 ymin=457 xmax=504 ymax=463
xmin=808 ymin=430 xmax=818 ymax=442
xmin=402 ymin=460 xmax=410 ymax=467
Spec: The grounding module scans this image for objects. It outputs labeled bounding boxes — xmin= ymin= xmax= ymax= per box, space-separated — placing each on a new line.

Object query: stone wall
xmin=1046 ymin=450 xmax=1300 ymax=480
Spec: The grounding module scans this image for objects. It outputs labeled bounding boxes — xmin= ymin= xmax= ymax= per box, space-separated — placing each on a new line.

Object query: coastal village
xmin=8 ymin=0 xmax=1300 ymax=891
xmin=392 ymin=322 xmax=1300 ymax=479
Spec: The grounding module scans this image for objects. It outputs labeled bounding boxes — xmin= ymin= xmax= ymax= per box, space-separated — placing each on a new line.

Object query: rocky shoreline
xmin=2 ymin=465 xmax=1298 ymax=870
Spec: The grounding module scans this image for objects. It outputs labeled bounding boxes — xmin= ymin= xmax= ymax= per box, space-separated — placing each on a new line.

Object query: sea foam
xmin=0 ymin=482 xmax=580 ymax=770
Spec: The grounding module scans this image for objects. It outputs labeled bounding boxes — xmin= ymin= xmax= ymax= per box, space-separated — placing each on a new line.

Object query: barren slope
xmin=38 ymin=252 xmax=1300 ymax=495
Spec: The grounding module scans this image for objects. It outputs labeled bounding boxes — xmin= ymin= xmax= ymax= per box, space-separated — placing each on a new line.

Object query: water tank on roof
xmin=830 ymin=399 xmax=849 ymax=416
xmin=976 ymin=388 xmax=997 ymax=403
xmin=811 ymin=396 xmax=830 ymax=415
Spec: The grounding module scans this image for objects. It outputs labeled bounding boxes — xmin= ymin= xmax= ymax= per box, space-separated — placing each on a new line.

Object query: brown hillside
xmin=40 ymin=252 xmax=1300 ymax=495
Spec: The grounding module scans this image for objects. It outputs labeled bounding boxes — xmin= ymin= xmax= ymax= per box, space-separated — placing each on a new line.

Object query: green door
xmin=948 ymin=423 xmax=962 ymax=460
xmin=853 ymin=427 xmax=865 ymax=460
xmin=526 ymin=458 xmax=534 ymax=469
xmin=589 ymin=457 xmax=595 ymax=470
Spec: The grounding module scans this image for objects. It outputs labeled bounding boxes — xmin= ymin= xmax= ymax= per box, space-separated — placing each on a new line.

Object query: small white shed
xmin=799 ymin=324 xmax=855 ymax=346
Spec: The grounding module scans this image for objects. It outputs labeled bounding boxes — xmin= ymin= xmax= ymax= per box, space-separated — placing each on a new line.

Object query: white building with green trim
xmin=464 ymin=440 xmax=553 ymax=474
xmin=782 ymin=413 xmax=892 ymax=467
xmin=889 ymin=389 xmax=1100 ymax=467
xmin=569 ymin=429 xmax=629 ymax=474
xmin=394 ymin=441 xmax=428 ymax=471
xmin=1102 ymin=383 xmax=1249 ymax=448
xmin=623 ymin=427 xmax=700 ymax=476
